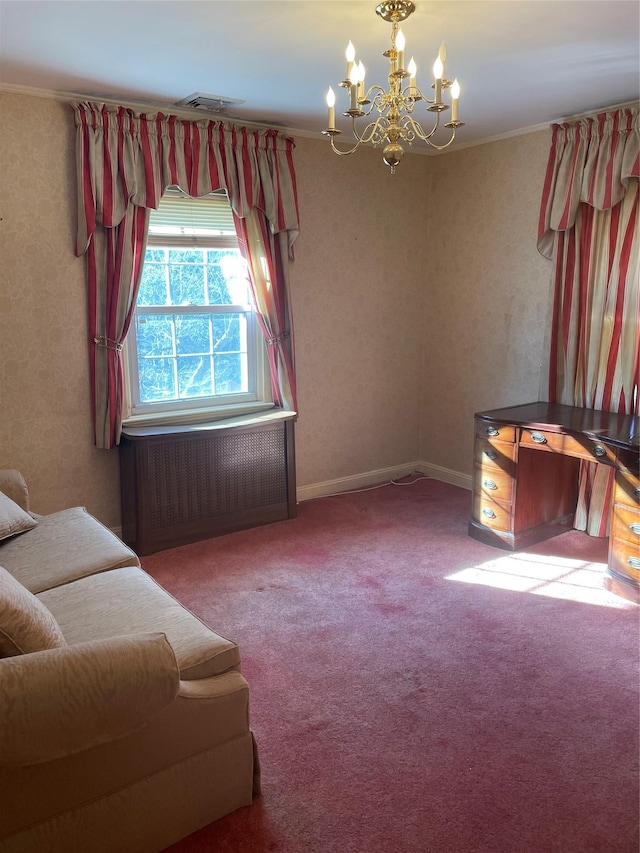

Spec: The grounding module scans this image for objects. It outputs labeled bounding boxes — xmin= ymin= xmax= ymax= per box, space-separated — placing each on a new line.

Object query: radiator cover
xmin=119 ymin=415 xmax=296 ymax=555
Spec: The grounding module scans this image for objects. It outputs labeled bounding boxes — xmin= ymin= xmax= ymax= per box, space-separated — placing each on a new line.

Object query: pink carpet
xmin=142 ymin=477 xmax=639 ymax=853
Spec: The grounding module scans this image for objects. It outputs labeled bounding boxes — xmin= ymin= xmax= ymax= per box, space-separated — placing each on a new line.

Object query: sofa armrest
xmin=0 ymin=470 xmax=30 ymax=512
xmin=0 ymin=633 xmax=179 ymax=766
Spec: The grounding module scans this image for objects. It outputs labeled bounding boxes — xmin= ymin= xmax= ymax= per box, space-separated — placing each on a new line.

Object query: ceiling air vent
xmin=176 ymin=93 xmax=245 ymax=114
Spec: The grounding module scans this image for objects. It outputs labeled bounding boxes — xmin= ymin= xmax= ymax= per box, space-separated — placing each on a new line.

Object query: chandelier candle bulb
xmin=326 ymin=86 xmax=336 ymax=129
xmin=346 ymin=41 xmax=356 ymax=82
xmin=396 ymin=29 xmax=405 ymax=71
xmin=451 ymin=78 xmax=460 ymax=121
xmin=408 ymin=57 xmax=417 ymax=96
xmin=349 ymin=64 xmax=359 ymax=110
xmin=438 ymin=41 xmax=447 ymax=77
xmin=433 ymin=56 xmax=443 ymax=103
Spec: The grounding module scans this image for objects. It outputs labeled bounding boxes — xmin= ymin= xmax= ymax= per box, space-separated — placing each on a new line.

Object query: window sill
xmin=121 ymin=406 xmax=297 ymax=438
xmin=123 ymin=401 xmax=277 ymax=430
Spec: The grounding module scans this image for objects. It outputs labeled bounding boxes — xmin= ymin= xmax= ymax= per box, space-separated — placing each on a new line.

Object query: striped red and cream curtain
xmin=72 ymin=102 xmax=300 ymax=449
xmin=234 ymin=209 xmax=296 ymax=410
xmin=538 ymin=106 xmax=640 ymax=535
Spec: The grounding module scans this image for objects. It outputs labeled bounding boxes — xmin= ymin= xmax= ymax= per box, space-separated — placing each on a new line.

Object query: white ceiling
xmin=1 ymin=1 xmax=638 ymax=151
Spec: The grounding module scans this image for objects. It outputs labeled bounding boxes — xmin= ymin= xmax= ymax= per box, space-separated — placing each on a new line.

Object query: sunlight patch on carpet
xmin=446 ymin=553 xmax=635 ymax=609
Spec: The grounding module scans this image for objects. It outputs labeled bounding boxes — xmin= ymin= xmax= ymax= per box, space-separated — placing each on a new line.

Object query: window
xmin=124 ymin=190 xmax=271 ymax=422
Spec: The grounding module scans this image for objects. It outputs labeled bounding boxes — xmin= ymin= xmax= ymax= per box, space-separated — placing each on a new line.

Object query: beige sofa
xmin=0 ymin=470 xmax=258 ymax=853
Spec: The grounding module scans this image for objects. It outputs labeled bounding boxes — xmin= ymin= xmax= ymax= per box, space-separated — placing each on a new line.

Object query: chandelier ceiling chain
xmin=322 ymin=0 xmax=465 ymax=173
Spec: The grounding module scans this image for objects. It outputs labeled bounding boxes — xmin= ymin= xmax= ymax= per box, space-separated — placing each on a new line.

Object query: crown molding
xmin=1 ymin=82 xmax=637 ymax=156
xmin=0 ymin=81 xmax=317 ymax=139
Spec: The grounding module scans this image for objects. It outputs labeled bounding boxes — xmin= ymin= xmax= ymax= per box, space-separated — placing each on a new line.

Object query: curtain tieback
xmin=267 ymin=330 xmax=290 ymax=346
xmin=93 ymin=335 xmax=123 ymax=352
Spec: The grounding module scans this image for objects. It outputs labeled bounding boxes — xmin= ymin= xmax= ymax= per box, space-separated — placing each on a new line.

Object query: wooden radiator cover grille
xmin=119 ymin=416 xmax=296 ymax=554
xmin=146 ymin=428 xmax=288 ymax=529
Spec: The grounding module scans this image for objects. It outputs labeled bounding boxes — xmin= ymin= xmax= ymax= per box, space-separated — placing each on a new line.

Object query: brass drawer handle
xmin=482 ymin=507 xmax=496 ymax=519
xmin=592 ymin=444 xmax=607 ymax=458
xmin=530 ymin=432 xmax=547 ymax=444
xmin=629 ymin=522 xmax=640 ymax=535
xmin=483 ymin=478 xmax=498 ymax=490
xmin=486 ymin=426 xmax=499 ymax=437
xmin=628 ymin=556 xmax=640 ymax=569
xmin=485 ymin=449 xmax=498 ymax=461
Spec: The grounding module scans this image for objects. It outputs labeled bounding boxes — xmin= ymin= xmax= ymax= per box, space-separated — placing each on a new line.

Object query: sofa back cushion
xmin=0 ymin=491 xmax=37 ymax=541
xmin=0 ymin=566 xmax=66 ymax=657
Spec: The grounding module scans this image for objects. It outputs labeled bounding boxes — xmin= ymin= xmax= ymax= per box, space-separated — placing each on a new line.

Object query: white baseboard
xmin=296 ymin=461 xmax=471 ymax=503
xmin=414 ymin=462 xmax=472 ymax=491
xmin=296 ymin=463 xmax=418 ymax=502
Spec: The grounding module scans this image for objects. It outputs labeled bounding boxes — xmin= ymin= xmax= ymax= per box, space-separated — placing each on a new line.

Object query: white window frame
xmin=123 ymin=190 xmax=272 ymax=426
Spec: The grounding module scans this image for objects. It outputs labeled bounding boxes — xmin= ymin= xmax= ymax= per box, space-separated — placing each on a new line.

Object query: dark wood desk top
xmin=475 ymin=401 xmax=639 ymax=452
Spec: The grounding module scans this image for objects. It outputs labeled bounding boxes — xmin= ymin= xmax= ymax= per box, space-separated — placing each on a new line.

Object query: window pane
xmin=138 ymin=261 xmax=168 ymax=306
xmin=138 ymin=357 xmax=176 ymax=402
xmin=206 ymin=263 xmax=231 ymax=305
xmin=145 ymin=248 xmax=166 ymax=263
xmin=175 ymin=315 xmax=211 ymax=355
xmin=136 ymin=315 xmax=174 ymax=357
xmin=169 ymin=262 xmax=205 ymax=306
xmin=213 ymin=314 xmax=242 ymax=353
xmin=177 ymin=356 xmax=213 ymax=398
xmin=214 ymin=353 xmax=245 ymax=394
xmin=168 ymin=249 xmax=204 ymax=265
xmin=207 ymin=250 xmax=250 ymax=305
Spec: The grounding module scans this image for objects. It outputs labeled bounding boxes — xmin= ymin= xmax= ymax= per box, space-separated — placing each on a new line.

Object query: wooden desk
xmin=468 ymin=402 xmax=640 ymax=600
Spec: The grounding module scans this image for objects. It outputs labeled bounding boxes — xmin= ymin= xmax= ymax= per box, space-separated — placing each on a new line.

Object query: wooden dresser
xmin=468 ymin=402 xmax=640 ymax=600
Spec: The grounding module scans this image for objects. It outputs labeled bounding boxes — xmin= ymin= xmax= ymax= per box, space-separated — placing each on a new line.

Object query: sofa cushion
xmin=38 ymin=566 xmax=240 ymax=679
xmin=0 ymin=470 xmax=30 ymax=512
xmin=0 ymin=507 xmax=139 ymax=594
xmin=0 ymin=565 xmax=66 ymax=657
xmin=0 ymin=492 xmax=37 ymax=542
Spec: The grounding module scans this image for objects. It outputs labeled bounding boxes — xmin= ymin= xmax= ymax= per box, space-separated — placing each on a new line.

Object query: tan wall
xmin=290 ymin=136 xmax=429 ymax=487
xmin=419 ymin=131 xmax=553 ymax=478
xmin=0 ymin=91 xmax=555 ymax=527
xmin=0 ymin=95 xmax=121 ymax=525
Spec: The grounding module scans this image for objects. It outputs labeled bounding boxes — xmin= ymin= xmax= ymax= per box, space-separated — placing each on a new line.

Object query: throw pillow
xmin=0 ymin=565 xmax=66 ymax=657
xmin=0 ymin=491 xmax=37 ymax=542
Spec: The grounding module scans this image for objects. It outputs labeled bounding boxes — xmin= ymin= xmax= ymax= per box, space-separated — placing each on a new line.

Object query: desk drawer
xmin=614 ymin=468 xmax=640 ymax=507
xmin=520 ymin=429 xmax=617 ymax=465
xmin=472 ymin=493 xmax=512 ymax=533
xmin=474 ymin=464 xmax=514 ymax=504
xmin=609 ymin=538 xmax=640 ymax=583
xmin=612 ymin=503 xmax=640 ymax=546
xmin=473 ymin=439 xmax=517 ymax=477
xmin=475 ymin=422 xmax=516 ymax=443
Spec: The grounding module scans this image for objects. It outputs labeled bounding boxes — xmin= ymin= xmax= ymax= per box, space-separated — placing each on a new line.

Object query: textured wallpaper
xmin=0 ymin=91 xmax=553 ymax=528
xmin=419 ymin=131 xmax=553 ymax=477
xmin=0 ymin=95 xmax=121 ymax=525
xmin=291 ymin=137 xmax=429 ymax=487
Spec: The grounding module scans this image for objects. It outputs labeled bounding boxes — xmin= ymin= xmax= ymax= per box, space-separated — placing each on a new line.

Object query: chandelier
xmin=322 ymin=1 xmax=464 ymax=173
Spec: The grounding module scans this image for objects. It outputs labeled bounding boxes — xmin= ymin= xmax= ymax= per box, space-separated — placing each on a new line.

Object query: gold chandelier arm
xmin=328 ymin=136 xmax=366 ymax=157
xmin=404 ymin=85 xmax=437 ymax=107
xmin=401 ymin=114 xmax=459 ymax=150
xmin=356 ymin=118 xmax=390 ymax=145
xmin=401 ymin=112 xmax=440 ymax=142
xmin=363 ymin=85 xmax=386 ymax=104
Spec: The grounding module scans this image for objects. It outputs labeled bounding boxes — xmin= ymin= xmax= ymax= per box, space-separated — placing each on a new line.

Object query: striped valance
xmin=537 ymin=106 xmax=640 ymax=258
xmin=72 ymin=101 xmax=300 ymax=257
